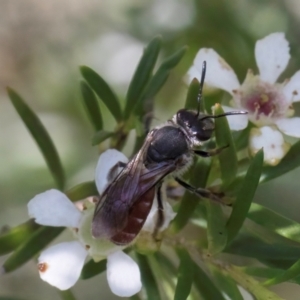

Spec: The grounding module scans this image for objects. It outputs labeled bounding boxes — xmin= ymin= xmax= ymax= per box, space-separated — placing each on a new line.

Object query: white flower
xmin=188 ymin=32 xmax=300 ymax=165
xmin=28 ymin=149 xmax=175 ymax=296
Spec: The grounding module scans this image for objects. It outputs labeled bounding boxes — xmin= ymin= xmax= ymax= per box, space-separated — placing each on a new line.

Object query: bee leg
xmin=153 ymin=183 xmax=164 ymax=242
xmin=194 ymin=145 xmax=228 ymax=157
xmin=175 ymin=177 xmax=223 ymax=203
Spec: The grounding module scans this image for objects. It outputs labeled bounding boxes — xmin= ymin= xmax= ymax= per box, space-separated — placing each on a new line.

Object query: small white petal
xmin=222 ymin=105 xmax=249 ymax=131
xmin=192 ymin=48 xmax=240 ymax=94
xmin=282 ymin=70 xmax=300 ymax=103
xmin=143 ymin=197 xmax=176 ymax=233
xmin=249 ymin=126 xmax=289 ymax=165
xmin=95 ymin=149 xmax=128 ymax=194
xmin=28 ymin=189 xmax=82 ymax=227
xmin=38 ymin=241 xmax=87 ymax=290
xmin=107 ymin=251 xmax=142 ymax=297
xmin=255 ymin=32 xmax=290 ymax=84
xmin=186 ymin=65 xmax=201 ymax=84
xmin=276 ymin=117 xmax=300 ymax=138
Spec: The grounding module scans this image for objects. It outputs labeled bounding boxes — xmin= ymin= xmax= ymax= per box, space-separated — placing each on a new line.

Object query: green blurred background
xmin=1 ymin=0 xmax=300 ymax=299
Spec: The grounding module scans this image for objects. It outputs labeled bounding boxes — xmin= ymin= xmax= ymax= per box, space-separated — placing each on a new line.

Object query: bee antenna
xmin=200 ymin=111 xmax=248 ymax=121
xmin=196 ymin=61 xmax=206 ymax=118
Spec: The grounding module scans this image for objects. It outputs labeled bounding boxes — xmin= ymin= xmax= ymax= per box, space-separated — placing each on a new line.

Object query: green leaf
xmin=242 ymin=266 xmax=287 ymax=279
xmin=210 ymin=266 xmax=244 ymax=300
xmin=214 ymin=104 xmax=238 ymax=186
xmin=0 ymin=220 xmax=40 ymax=255
xmin=7 ymin=88 xmax=65 ymax=190
xmin=135 ymin=253 xmax=161 ymax=300
xmin=226 ymin=149 xmax=264 ymax=244
xmin=193 ymin=261 xmax=226 ymax=300
xmin=80 ymin=66 xmax=122 ymax=122
xmin=171 ymin=158 xmax=211 ymax=233
xmin=243 ymin=216 xmax=299 ymax=246
xmin=248 ymin=203 xmax=300 ymax=244
xmin=66 ymin=181 xmax=98 ymax=202
xmin=154 ymin=252 xmax=176 ymax=274
xmin=227 ymin=140 xmax=300 ymax=194
xmin=2 ymin=227 xmax=64 ymax=273
xmin=232 ymin=123 xmax=252 ymax=151
xmin=124 ymin=36 xmax=162 ymax=119
xmin=226 ymin=265 xmax=283 ymax=300
xmin=80 ymin=81 xmax=103 ymax=131
xmin=174 ymin=248 xmax=194 ymax=300
xmin=185 ymin=78 xmax=199 ymax=110
xmin=92 ymin=130 xmax=114 ymax=146
xmin=260 ymin=258 xmax=298 ymax=270
xmin=225 ymin=235 xmax=300 ymax=260
xmin=243 ymin=266 xmax=300 ymax=285
xmin=205 ymin=200 xmax=227 ymax=255
xmin=80 ymin=259 xmax=106 ymax=280
xmin=134 ymin=46 xmax=187 ymax=116
xmin=264 ymin=258 xmax=300 ymax=286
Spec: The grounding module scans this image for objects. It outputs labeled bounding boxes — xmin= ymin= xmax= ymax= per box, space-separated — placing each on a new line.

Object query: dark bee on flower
xmin=92 ymin=61 xmax=247 ymax=246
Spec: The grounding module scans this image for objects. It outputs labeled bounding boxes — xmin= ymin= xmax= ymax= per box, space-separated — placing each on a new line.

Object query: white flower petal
xmin=222 ymin=105 xmax=249 ymax=131
xmin=107 ymin=251 xmax=142 ymax=297
xmin=38 ymin=241 xmax=87 ymax=290
xmin=255 ymin=32 xmax=290 ymax=84
xmin=282 ymin=70 xmax=300 ymax=103
xmin=192 ymin=48 xmax=240 ymax=94
xmin=28 ymin=189 xmax=82 ymax=227
xmin=276 ymin=117 xmax=300 ymax=138
xmin=143 ymin=197 xmax=176 ymax=233
xmin=95 ymin=149 xmax=128 ymax=194
xmin=249 ymin=126 xmax=289 ymax=165
xmin=186 ymin=65 xmax=201 ymax=84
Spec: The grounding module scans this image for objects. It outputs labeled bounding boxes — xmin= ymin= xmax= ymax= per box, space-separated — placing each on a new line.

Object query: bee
xmin=92 ymin=61 xmax=247 ymax=246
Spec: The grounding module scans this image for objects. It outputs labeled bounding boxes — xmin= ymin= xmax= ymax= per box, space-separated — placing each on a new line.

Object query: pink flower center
xmin=239 ymin=79 xmax=288 ymax=123
xmin=244 ymin=92 xmax=278 ymax=120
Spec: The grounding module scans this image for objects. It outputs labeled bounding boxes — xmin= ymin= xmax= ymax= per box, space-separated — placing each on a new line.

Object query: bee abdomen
xmin=111 ymin=187 xmax=155 ymax=245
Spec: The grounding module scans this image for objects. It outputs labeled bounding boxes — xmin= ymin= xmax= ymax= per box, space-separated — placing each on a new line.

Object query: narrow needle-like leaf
xmin=205 ymin=200 xmax=227 ymax=254
xmin=124 ymin=36 xmax=162 ymax=120
xmin=80 ymin=66 xmax=122 ymax=122
xmin=174 ymin=248 xmax=194 ymax=300
xmin=2 ymin=226 xmax=64 ymax=273
xmin=134 ymin=46 xmax=187 ymax=117
xmin=226 ymin=149 xmax=264 ymax=244
xmin=193 ymin=261 xmax=226 ymax=300
xmin=80 ymin=81 xmax=103 ymax=131
xmin=135 ymin=253 xmax=161 ymax=300
xmin=7 ymin=88 xmax=65 ymax=190
xmin=0 ymin=220 xmax=40 ymax=255
xmin=80 ymin=259 xmax=106 ymax=280
xmin=264 ymin=258 xmax=300 ymax=286
xmin=66 ymin=181 xmax=98 ymax=202
xmin=171 ymin=158 xmax=211 ymax=233
xmin=210 ymin=266 xmax=244 ymax=300
xmin=214 ymin=104 xmax=238 ymax=186
xmin=91 ymin=130 xmax=114 ymax=146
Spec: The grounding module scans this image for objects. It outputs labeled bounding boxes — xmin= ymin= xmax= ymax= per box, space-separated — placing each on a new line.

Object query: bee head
xmin=178 ymin=60 xmax=247 ymax=143
xmin=176 ymin=109 xmax=214 ymax=141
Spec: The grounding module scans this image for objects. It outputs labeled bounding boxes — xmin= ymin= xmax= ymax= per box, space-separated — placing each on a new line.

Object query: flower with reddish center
xmin=187 ymin=32 xmax=300 ymax=165
xmin=27 ymin=149 xmax=176 ymax=297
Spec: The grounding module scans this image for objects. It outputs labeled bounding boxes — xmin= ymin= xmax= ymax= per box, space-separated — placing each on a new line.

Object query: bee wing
xmin=92 ymin=130 xmax=176 ymax=239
